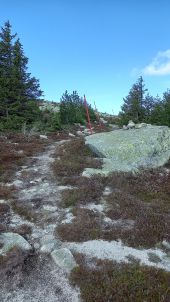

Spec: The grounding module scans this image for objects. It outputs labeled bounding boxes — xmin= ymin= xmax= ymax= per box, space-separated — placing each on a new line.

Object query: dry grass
xmin=56 ymin=168 xmax=170 ymax=248
xmin=56 ymin=208 xmax=103 ymax=241
xmin=11 ymin=201 xmax=38 ymax=223
xmin=70 ymin=254 xmax=170 ymax=302
xmin=0 ymin=133 xmax=48 ymax=183
xmin=104 ymin=170 xmax=170 ymax=248
xmin=61 ymin=175 xmax=106 ymax=207
xmin=53 ymin=138 xmax=102 ymax=179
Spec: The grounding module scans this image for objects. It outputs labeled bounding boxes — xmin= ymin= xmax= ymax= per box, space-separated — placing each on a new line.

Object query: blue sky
xmin=1 ymin=0 xmax=170 ymax=114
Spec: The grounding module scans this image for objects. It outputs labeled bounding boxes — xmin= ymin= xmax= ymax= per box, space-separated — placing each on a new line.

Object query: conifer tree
xmin=119 ymin=76 xmax=147 ymax=124
xmin=0 ymin=21 xmax=16 ymax=118
xmin=0 ymin=21 xmax=42 ymax=128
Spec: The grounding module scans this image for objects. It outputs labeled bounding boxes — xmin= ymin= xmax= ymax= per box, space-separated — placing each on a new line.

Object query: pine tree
xmin=60 ymin=90 xmax=95 ymax=125
xmin=11 ymin=38 xmax=42 ymax=120
xmin=0 ymin=21 xmax=16 ymax=118
xmin=0 ymin=21 xmax=43 ymax=129
xmin=119 ymin=76 xmax=147 ymax=124
xmin=162 ymin=90 xmax=170 ymax=126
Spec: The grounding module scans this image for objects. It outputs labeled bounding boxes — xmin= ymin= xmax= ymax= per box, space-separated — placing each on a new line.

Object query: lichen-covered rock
xmin=84 ymin=125 xmax=170 ymax=175
xmin=51 ymin=248 xmax=78 ymax=273
xmin=0 ymin=233 xmax=32 ymax=276
xmin=0 ymin=232 xmax=32 ymax=255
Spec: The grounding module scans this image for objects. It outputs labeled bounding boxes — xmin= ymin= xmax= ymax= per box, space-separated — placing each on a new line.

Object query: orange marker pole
xmin=84 ymin=95 xmax=92 ymax=134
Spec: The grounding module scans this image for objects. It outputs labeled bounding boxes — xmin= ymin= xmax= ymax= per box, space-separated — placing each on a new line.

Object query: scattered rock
xmin=127 ymin=120 xmax=135 ymax=129
xmin=135 ymin=122 xmax=147 ymax=129
xmin=40 ymin=238 xmax=60 ymax=253
xmin=0 ymin=233 xmax=32 ymax=276
xmin=109 ymin=124 xmax=119 ymax=130
xmin=76 ymin=131 xmax=84 ymax=137
xmin=162 ymin=240 xmax=170 ymax=250
xmin=100 ymin=117 xmax=107 ymax=124
xmin=43 ymin=205 xmax=58 ymax=212
xmin=40 ymin=135 xmax=48 ymax=139
xmin=68 ymin=133 xmax=75 ymax=137
xmin=0 ymin=232 xmax=32 ymax=255
xmin=51 ymin=248 xmax=78 ymax=273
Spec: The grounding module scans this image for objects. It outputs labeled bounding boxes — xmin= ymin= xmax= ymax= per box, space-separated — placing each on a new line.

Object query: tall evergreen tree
xmin=0 ymin=21 xmax=42 ymax=128
xmin=0 ymin=21 xmax=16 ymax=118
xmin=11 ymin=38 xmax=42 ymax=120
xmin=119 ymin=76 xmax=147 ymax=124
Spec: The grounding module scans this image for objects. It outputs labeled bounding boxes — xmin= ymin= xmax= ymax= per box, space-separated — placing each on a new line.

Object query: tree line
xmin=119 ymin=76 xmax=170 ymax=127
xmin=0 ymin=21 xmax=169 ymax=132
xmin=0 ymin=21 xmax=95 ymax=131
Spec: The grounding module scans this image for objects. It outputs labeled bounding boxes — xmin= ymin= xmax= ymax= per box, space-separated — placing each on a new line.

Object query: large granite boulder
xmin=83 ymin=125 xmax=170 ymax=175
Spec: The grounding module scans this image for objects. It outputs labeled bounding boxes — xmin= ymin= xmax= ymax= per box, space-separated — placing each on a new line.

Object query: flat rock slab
xmin=51 ymin=248 xmax=78 ymax=273
xmin=84 ymin=125 xmax=170 ymax=174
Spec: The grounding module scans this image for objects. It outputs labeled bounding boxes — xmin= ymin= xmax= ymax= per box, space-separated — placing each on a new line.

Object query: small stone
xmin=68 ymin=133 xmax=75 ymax=137
xmin=76 ymin=131 xmax=84 ymax=137
xmin=40 ymin=135 xmax=48 ymax=139
xmin=162 ymin=240 xmax=170 ymax=250
xmin=43 ymin=205 xmax=58 ymax=212
xmin=127 ymin=120 xmax=135 ymax=129
xmin=51 ymin=248 xmax=78 ymax=273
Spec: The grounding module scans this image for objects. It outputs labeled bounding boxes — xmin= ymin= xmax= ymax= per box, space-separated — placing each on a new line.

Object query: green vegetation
xmin=71 ymin=256 xmax=170 ymax=302
xmin=60 ymin=90 xmax=96 ymax=125
xmin=0 ymin=21 xmax=96 ymax=132
xmin=0 ymin=21 xmax=42 ymax=131
xmin=119 ymin=76 xmax=170 ymax=127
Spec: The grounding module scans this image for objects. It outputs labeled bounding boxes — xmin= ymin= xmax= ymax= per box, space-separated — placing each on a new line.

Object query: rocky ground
xmin=0 ymin=131 xmax=170 ymax=302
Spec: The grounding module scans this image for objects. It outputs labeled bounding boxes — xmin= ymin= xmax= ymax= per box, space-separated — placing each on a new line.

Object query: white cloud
xmin=143 ymin=50 xmax=170 ymax=76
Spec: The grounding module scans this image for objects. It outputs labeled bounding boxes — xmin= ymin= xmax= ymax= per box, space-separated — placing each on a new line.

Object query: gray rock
xmin=127 ymin=120 xmax=135 ymax=129
xmin=40 ymin=241 xmax=59 ymax=253
xmin=43 ymin=205 xmax=58 ymax=212
xmin=84 ymin=126 xmax=170 ymax=175
xmin=76 ymin=130 xmax=84 ymax=137
xmin=109 ymin=124 xmax=120 ymax=130
xmin=68 ymin=133 xmax=75 ymax=137
xmin=40 ymin=235 xmax=61 ymax=253
xmin=51 ymin=248 xmax=78 ymax=273
xmin=123 ymin=125 xmax=128 ymax=130
xmin=0 ymin=232 xmax=32 ymax=255
xmin=100 ymin=117 xmax=107 ymax=124
xmin=40 ymin=135 xmax=48 ymax=139
xmin=135 ymin=123 xmax=147 ymax=129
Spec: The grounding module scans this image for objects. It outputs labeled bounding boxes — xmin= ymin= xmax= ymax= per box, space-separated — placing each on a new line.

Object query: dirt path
xmin=0 ymin=140 xmax=80 ymax=302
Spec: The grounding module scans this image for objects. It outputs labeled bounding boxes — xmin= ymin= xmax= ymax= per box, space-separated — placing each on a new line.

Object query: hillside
xmin=0 ymin=130 xmax=170 ymax=302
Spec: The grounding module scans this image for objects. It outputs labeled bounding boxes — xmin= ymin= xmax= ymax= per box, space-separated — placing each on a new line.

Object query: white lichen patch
xmin=103 ymin=186 xmax=112 ymax=196
xmin=66 ymin=239 xmax=170 ymax=272
xmin=81 ymin=202 xmax=106 ymax=213
xmin=103 ymin=217 xmax=135 ymax=229
xmin=61 ymin=212 xmax=75 ymax=224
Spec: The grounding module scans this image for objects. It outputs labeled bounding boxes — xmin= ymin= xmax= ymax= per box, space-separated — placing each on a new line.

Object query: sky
xmin=1 ymin=0 xmax=170 ymax=114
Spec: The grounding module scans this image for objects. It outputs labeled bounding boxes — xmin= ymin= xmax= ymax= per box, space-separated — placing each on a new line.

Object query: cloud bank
xmin=143 ymin=50 xmax=170 ymax=76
